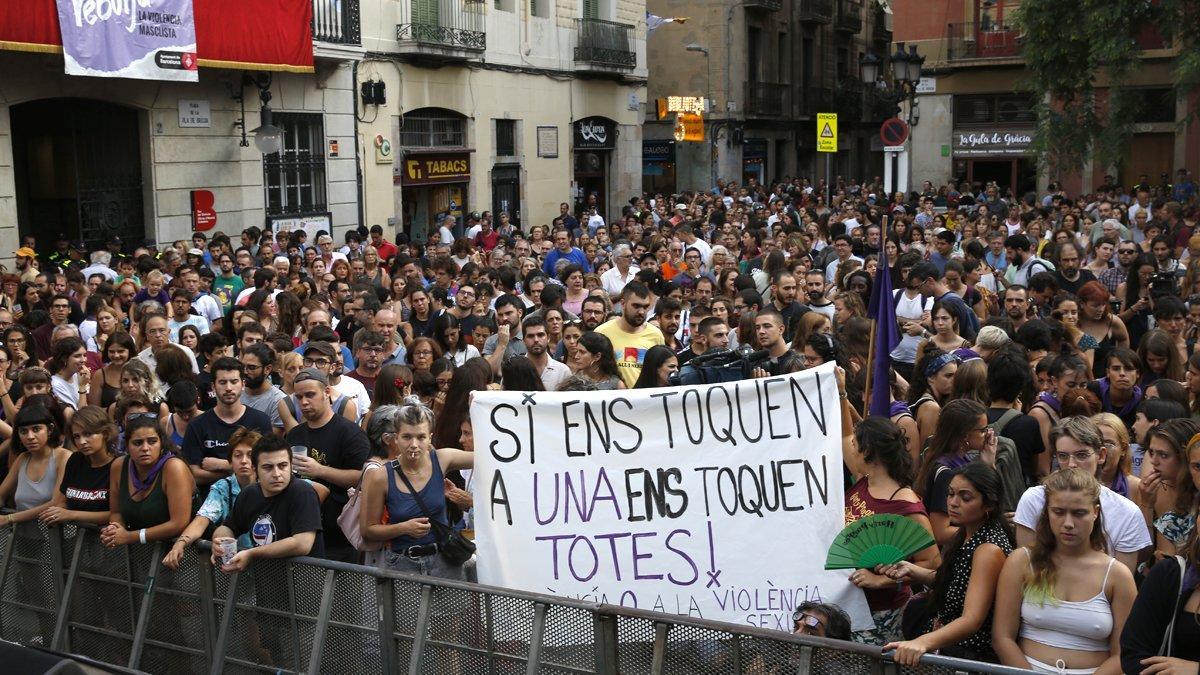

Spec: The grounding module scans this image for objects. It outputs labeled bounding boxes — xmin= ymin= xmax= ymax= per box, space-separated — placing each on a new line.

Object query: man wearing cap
xmin=300 ymin=338 xmax=368 ymax=422
xmin=13 ymin=247 xmax=39 ymax=283
xmin=286 ymin=367 xmax=369 ymax=563
xmin=47 ymin=233 xmax=72 ymax=270
xmin=182 ymin=357 xmax=274 ymax=489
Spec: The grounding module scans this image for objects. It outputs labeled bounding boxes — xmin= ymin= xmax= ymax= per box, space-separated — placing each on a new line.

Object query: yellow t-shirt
xmin=594 ymin=318 xmax=666 ymax=388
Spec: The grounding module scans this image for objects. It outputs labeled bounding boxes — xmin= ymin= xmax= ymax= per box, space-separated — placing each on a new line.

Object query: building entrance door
xmin=11 ymin=99 xmax=145 ymax=253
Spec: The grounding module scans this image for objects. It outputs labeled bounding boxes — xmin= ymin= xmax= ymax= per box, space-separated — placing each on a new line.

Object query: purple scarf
xmin=1036 ymin=392 xmax=1061 ymax=414
xmin=938 ymin=453 xmax=973 ymax=472
xmin=1097 ymin=377 xmax=1143 ymax=419
xmin=129 ymin=453 xmax=170 ymax=493
xmin=1110 ymin=472 xmax=1129 ymax=498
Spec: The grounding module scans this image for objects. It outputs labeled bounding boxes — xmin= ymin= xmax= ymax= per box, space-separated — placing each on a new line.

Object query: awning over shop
xmin=0 ymin=0 xmax=315 ymax=73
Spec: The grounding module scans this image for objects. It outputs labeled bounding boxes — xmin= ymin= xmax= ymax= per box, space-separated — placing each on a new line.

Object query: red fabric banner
xmin=0 ymin=0 xmax=314 ymax=72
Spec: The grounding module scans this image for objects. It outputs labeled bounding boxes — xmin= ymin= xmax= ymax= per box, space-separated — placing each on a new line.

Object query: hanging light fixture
xmin=860 ymin=50 xmax=881 ymax=86
xmin=250 ymin=86 xmax=284 ymax=156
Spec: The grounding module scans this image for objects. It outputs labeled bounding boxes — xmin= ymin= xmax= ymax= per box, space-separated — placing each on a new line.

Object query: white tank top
xmin=891 ymin=290 xmax=932 ymax=363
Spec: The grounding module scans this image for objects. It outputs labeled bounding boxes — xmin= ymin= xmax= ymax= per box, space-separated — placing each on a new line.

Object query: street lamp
xmin=862 ymin=42 xmax=925 ymax=200
xmin=891 ymin=42 xmax=924 ymax=85
xmin=860 ymin=41 xmax=924 ymax=125
xmin=860 ymin=51 xmax=881 ymax=87
xmin=231 ymin=72 xmax=285 ymax=154
xmin=250 ymin=86 xmax=285 ymax=156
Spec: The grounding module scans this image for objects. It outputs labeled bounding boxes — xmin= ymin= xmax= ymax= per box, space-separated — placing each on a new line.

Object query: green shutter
xmin=583 ymin=0 xmax=598 ymax=19
xmin=412 ymin=0 xmax=439 ymax=26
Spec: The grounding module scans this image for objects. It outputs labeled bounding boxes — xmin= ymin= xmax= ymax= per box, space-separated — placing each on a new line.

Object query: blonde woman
xmin=83 ymin=303 xmax=121 ymax=354
xmin=362 ymin=245 xmax=391 ymax=290
xmin=993 ymin=468 xmax=1136 ymax=674
xmin=1091 ymin=413 xmax=1140 ymax=503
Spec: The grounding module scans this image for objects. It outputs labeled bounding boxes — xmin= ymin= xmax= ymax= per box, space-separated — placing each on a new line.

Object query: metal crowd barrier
xmin=0 ymin=519 xmax=1031 ymax=675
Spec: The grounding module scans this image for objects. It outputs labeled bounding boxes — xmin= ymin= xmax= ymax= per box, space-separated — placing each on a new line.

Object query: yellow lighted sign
xmin=817 ymin=112 xmax=838 ymax=153
xmin=657 ymin=96 xmax=707 ymax=119
xmin=673 ymin=113 xmax=704 ymax=142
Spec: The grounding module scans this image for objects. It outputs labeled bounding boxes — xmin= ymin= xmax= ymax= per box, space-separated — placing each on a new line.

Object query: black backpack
xmin=989 ymin=408 xmax=1028 ymax=514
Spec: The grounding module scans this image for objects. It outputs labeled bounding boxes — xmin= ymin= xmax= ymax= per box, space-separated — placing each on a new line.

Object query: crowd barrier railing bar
xmin=0 ymin=515 xmax=1034 ymax=675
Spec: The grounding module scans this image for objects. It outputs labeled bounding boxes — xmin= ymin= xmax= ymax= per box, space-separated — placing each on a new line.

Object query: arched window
xmin=399 ymin=108 xmax=467 ymax=149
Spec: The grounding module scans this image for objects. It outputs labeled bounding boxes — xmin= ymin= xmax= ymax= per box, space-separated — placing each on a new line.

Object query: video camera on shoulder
xmin=669 ymin=345 xmax=772 ymax=386
xmin=1149 ymin=271 xmax=1177 ymax=299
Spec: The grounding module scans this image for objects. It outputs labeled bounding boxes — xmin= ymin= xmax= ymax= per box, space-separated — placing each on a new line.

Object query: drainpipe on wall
xmin=352 ymin=63 xmax=365 ymax=229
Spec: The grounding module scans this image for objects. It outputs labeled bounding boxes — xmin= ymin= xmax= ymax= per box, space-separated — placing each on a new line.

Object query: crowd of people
xmin=1 ymin=168 xmax=1200 ymax=672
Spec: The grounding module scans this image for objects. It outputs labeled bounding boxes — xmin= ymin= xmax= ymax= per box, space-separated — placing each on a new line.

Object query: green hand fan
xmin=824 ymin=514 xmax=935 ymax=570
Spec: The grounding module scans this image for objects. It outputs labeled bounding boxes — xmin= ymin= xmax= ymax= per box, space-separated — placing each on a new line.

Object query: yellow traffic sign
xmin=817 ymin=113 xmax=838 ymax=153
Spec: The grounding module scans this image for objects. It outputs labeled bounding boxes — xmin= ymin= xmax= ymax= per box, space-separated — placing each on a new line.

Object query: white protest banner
xmin=470 ymin=362 xmax=872 ymax=632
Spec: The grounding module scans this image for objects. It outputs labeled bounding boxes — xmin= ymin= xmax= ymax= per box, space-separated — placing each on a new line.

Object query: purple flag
xmin=866 ymin=231 xmax=901 ymax=417
xmin=57 ymin=0 xmax=199 ymax=81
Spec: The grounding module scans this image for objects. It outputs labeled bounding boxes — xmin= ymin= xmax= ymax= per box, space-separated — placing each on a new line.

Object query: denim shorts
xmin=381 ymin=550 xmax=470 ymax=615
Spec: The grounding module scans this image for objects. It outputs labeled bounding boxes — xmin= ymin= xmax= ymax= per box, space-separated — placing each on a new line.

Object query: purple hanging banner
xmin=56 ymin=0 xmax=199 ymax=81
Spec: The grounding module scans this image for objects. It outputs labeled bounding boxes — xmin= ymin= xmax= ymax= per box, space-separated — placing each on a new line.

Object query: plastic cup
xmin=215 ymin=537 xmax=237 ymax=569
xmin=291 ymin=445 xmax=308 ymax=459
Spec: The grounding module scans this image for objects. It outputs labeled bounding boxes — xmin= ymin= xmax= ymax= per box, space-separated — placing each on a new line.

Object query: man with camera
xmin=677 ymin=314 xmax=729 ymax=367
xmin=752 ymin=308 xmax=803 ymax=376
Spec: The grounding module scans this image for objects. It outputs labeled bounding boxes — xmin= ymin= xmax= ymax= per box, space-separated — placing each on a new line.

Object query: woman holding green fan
xmin=843 ymin=415 xmax=941 ymax=646
xmin=879 ymin=462 xmax=1014 ymax=664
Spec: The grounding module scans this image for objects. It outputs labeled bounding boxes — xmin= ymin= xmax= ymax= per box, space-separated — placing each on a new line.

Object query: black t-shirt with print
xmin=59 ymin=452 xmax=114 ymax=512
xmin=285 ymin=414 xmax=369 ymax=549
xmin=181 ymin=407 xmax=274 ymax=467
xmin=224 ymin=479 xmax=324 ymax=558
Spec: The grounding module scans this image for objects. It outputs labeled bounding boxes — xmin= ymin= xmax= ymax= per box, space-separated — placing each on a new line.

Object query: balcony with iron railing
xmin=797 ymin=87 xmax=834 ymax=118
xmin=872 ymin=7 xmax=892 ymax=43
xmin=797 ymin=0 xmax=833 ymax=23
xmin=744 ymin=0 xmax=783 ymax=11
xmin=834 ymin=0 xmax=862 ymax=34
xmin=395 ymin=0 xmax=486 ymax=61
xmin=745 ymin=82 xmax=787 ymax=117
xmin=946 ymin=21 xmax=1022 ymax=60
xmin=312 ymin=0 xmax=361 ymax=45
xmin=575 ymin=18 xmax=637 ymax=72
